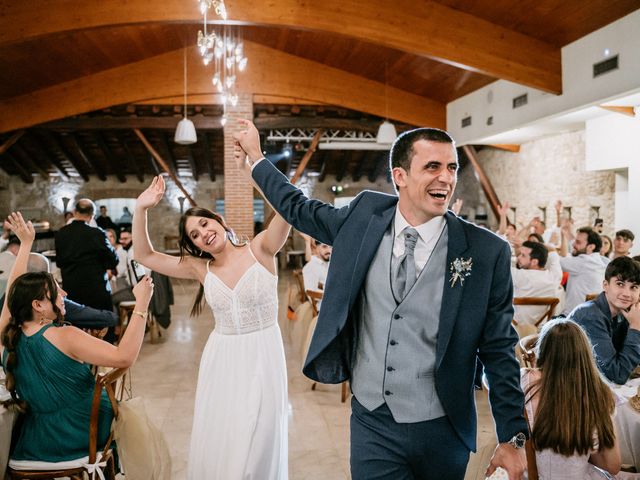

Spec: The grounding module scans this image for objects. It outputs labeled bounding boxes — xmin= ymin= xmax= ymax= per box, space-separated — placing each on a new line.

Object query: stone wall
xmin=477 ymin=130 xmax=616 ymax=233
xmin=0 ymin=173 xmax=224 ymax=250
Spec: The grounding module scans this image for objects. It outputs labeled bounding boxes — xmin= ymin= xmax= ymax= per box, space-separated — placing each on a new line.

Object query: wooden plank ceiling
xmin=0 ymin=0 xmax=637 ymax=182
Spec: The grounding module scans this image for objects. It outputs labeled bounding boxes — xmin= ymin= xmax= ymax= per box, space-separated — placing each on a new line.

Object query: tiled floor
xmin=129 ymin=273 xmax=496 ymax=479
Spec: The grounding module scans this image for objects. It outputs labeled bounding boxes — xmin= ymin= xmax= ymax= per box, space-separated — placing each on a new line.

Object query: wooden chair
xmin=519 ymin=334 xmax=539 ymax=368
xmin=585 ymin=293 xmax=599 ymax=301
xmin=116 ymin=300 xmax=136 ymax=344
xmin=292 ymin=269 xmax=307 ymax=304
xmin=7 ymin=368 xmax=128 ymax=480
xmin=512 ymin=297 xmax=560 ymax=328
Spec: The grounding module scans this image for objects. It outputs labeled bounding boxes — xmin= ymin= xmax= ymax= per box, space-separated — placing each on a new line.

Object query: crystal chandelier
xmin=196 ymin=0 xmax=248 ymax=126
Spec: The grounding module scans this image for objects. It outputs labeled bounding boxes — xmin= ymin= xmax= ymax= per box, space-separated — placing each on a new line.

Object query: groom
xmin=234 ymin=120 xmax=527 ymax=479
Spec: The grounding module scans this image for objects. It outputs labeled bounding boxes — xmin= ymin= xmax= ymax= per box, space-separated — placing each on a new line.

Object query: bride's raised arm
xmin=133 ymin=175 xmax=200 ymax=280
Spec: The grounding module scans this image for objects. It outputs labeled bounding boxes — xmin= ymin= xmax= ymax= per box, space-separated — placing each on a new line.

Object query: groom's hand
xmin=486 ymin=443 xmax=526 ymax=480
xmin=232 ymin=119 xmax=264 ymax=164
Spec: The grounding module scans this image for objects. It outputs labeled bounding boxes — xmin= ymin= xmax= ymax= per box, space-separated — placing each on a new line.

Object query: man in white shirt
xmin=559 ymin=226 xmax=605 ymax=315
xmin=302 ymin=241 xmax=332 ymax=293
xmin=512 ymin=241 xmax=564 ymax=326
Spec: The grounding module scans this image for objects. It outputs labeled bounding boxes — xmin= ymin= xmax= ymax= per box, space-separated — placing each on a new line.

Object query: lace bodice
xmin=203 ymin=257 xmax=279 ymax=335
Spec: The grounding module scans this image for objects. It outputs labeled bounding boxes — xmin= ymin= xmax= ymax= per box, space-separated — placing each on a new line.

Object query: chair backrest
xmin=89 ymin=368 xmax=128 ymax=464
xmin=519 ymin=334 xmax=539 ymax=368
xmin=292 ymin=269 xmax=307 ymax=304
xmin=585 ymin=293 xmax=598 ymax=301
xmin=513 ymin=297 xmax=560 ymax=327
xmin=305 ymin=290 xmax=324 ymax=316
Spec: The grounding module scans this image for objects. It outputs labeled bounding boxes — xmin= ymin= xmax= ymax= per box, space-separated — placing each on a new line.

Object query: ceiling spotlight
xmin=282 ymin=144 xmax=293 ymax=158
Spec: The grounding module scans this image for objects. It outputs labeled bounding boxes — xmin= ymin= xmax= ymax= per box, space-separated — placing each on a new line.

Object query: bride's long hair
xmin=178 ymin=207 xmax=247 ymax=316
xmin=525 ymin=319 xmax=615 ymax=456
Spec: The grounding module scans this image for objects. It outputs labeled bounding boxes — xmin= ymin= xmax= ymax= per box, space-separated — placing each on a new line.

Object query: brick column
xmin=223 ymin=93 xmax=255 ymax=239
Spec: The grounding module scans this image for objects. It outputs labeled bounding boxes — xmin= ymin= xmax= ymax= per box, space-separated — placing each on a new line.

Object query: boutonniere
xmin=449 ymin=257 xmax=473 ymax=287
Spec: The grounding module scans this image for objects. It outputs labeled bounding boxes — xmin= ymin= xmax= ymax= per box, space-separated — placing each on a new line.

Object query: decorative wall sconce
xmin=538 ymin=206 xmax=547 ymax=225
xmin=178 ymin=196 xmax=186 ymax=215
xmin=61 ymin=197 xmax=70 ymax=213
xmin=563 ymin=206 xmax=573 ymax=220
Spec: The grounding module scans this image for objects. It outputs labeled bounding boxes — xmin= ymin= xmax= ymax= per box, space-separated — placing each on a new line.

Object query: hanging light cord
xmin=183 ymin=48 xmax=188 ymax=119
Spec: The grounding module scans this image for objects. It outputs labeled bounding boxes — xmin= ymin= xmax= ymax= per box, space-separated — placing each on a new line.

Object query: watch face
xmin=514 ymin=432 xmax=526 ymax=448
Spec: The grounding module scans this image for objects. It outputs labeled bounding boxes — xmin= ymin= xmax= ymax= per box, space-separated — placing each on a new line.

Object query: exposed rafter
xmin=69 ymin=134 xmax=107 ymax=181
xmin=11 ymin=142 xmax=49 ymax=180
xmin=201 ymin=132 xmax=216 ymax=182
xmin=40 ymin=115 xmax=223 ymax=130
xmin=0 ymin=0 xmax=561 ymax=92
xmin=42 ymin=131 xmax=90 ymax=182
xmin=0 ymin=151 xmax=32 ymax=183
xmin=121 ymin=136 xmax=146 ymax=183
xmin=25 ymin=132 xmax=70 ymax=178
xmin=0 ymin=130 xmax=24 ymax=155
xmin=0 ymin=44 xmax=445 ymax=133
xmin=95 ymin=132 xmax=127 ymax=183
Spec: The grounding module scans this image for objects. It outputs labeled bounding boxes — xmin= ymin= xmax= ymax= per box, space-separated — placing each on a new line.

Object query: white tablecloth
xmin=612 ymin=378 xmax=640 ymax=471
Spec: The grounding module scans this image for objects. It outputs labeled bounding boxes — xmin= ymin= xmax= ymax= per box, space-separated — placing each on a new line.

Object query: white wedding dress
xmin=187 ymin=248 xmax=288 ymax=480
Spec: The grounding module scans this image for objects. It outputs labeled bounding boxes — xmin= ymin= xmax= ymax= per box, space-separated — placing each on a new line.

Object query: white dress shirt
xmin=302 ymin=255 xmax=329 ymax=292
xmin=393 ymin=207 xmax=447 ymax=275
xmin=511 ymin=252 xmax=565 ymax=325
xmin=560 ymin=253 xmax=606 ymax=315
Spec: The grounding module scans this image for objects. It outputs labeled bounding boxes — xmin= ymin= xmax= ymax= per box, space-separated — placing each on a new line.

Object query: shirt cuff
xmin=250 ymin=157 xmax=266 ymax=172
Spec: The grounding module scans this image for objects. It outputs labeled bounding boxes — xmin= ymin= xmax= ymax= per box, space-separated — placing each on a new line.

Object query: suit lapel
xmin=349 ymin=204 xmax=396 ymax=301
xmin=436 ymin=212 xmax=469 ymax=369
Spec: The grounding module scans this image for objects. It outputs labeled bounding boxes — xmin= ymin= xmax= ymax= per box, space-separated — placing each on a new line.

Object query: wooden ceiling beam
xmin=186 ymin=147 xmax=199 ymax=182
xmin=40 ymin=115 xmax=223 ymax=130
xmin=156 ymin=132 xmax=178 ymax=174
xmin=335 ymin=152 xmax=349 ymax=182
xmin=0 ymin=0 xmax=561 ymax=93
xmin=0 ymin=44 xmax=445 ymax=133
xmin=1 ymin=151 xmax=33 ymax=183
xmin=26 ymin=132 xmax=70 ymax=179
xmin=41 ymin=131 xmax=90 ymax=182
xmin=598 ymin=105 xmax=636 ymax=117
xmin=290 ymin=130 xmax=323 ymax=184
xmin=368 ymin=152 xmax=388 ymax=183
xmin=69 ymin=134 xmax=107 ymax=181
xmin=11 ymin=142 xmax=49 ymax=180
xmin=0 ymin=130 xmax=25 ymax=155
xmin=95 ymin=132 xmax=127 ymax=183
xmin=254 ymin=117 xmax=379 ymax=131
xmin=133 ymin=129 xmax=196 ymax=207
xmin=121 ymin=136 xmax=146 ymax=183
xmin=201 ymin=132 xmax=216 ymax=182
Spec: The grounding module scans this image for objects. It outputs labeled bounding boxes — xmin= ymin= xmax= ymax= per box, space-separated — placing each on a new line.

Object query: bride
xmin=133 ymin=175 xmax=290 ymax=479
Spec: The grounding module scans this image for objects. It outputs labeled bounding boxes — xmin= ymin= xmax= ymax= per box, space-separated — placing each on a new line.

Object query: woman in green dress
xmin=0 ymin=212 xmax=154 ymax=463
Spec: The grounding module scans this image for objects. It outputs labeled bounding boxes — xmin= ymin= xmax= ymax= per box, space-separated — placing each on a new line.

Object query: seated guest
xmin=568 ymin=257 xmax=640 ymax=385
xmin=0 ymin=212 xmax=153 ymax=464
xmin=512 ymin=241 xmax=564 ymax=326
xmin=613 ymin=229 xmax=635 ymax=259
xmin=0 ymin=236 xmax=20 ymax=282
xmin=521 ymin=319 xmax=638 ymax=479
xmin=559 ymin=226 xmax=606 ymax=315
xmin=0 ymin=252 xmax=117 ymax=330
xmin=601 ymin=234 xmax=613 ymax=266
xmin=302 ymin=241 xmax=331 ymax=293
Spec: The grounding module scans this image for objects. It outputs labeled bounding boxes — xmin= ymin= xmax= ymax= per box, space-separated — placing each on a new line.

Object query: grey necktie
xmin=393 ymin=227 xmax=419 ymax=300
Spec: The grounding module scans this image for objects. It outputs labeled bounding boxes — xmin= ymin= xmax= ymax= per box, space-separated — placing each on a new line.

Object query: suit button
xmin=389 ymin=340 xmax=397 ymax=346
xmin=385 ymin=390 xmax=392 ymax=396
xmin=393 ymin=314 xmax=401 ymax=320
xmin=387 ymin=366 xmax=394 ymax=372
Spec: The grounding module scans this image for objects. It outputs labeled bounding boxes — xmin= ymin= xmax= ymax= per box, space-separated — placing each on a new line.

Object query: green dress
xmin=2 ymin=324 xmax=113 ymax=462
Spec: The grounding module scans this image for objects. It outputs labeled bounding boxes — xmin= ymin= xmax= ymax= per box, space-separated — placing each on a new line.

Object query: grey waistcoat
xmin=351 ymin=222 xmax=448 ymax=423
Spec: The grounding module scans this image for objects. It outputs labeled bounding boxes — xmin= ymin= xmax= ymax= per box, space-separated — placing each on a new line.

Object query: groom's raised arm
xmin=252 ymin=159 xmax=355 ymax=246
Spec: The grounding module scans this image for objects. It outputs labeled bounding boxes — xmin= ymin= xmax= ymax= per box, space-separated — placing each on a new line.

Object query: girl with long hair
xmin=522 ymin=318 xmax=639 ymax=479
xmin=0 ymin=212 xmax=154 ymax=464
xmin=132 ymin=175 xmax=291 ymax=479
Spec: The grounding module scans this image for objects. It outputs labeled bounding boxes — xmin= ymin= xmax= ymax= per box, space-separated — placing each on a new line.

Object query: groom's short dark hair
xmin=390 ymin=128 xmax=456 ymax=173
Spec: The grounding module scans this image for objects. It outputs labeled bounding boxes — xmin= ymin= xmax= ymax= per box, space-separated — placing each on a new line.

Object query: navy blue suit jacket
xmin=253 ymin=160 xmax=527 ymax=450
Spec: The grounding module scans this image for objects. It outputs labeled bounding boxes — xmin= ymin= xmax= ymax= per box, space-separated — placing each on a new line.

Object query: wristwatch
xmin=507 ymin=432 xmax=527 ymax=449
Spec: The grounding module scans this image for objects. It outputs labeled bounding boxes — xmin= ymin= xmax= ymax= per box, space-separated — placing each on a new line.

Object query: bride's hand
xmin=136 ymin=175 xmax=165 ymax=210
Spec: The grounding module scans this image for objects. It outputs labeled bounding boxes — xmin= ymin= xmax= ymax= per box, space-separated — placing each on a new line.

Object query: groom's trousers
xmin=350 ymin=397 xmax=469 ymax=480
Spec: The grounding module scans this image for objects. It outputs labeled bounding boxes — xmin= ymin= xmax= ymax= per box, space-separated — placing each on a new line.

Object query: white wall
xmin=585 ymin=113 xmax=640 ymax=253
xmin=447 ymin=9 xmax=640 ymax=145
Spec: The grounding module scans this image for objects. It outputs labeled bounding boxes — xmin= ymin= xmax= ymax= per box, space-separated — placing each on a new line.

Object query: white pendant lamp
xmin=376 ymin=121 xmax=398 ymax=144
xmin=175 ymin=48 xmax=197 ymax=145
